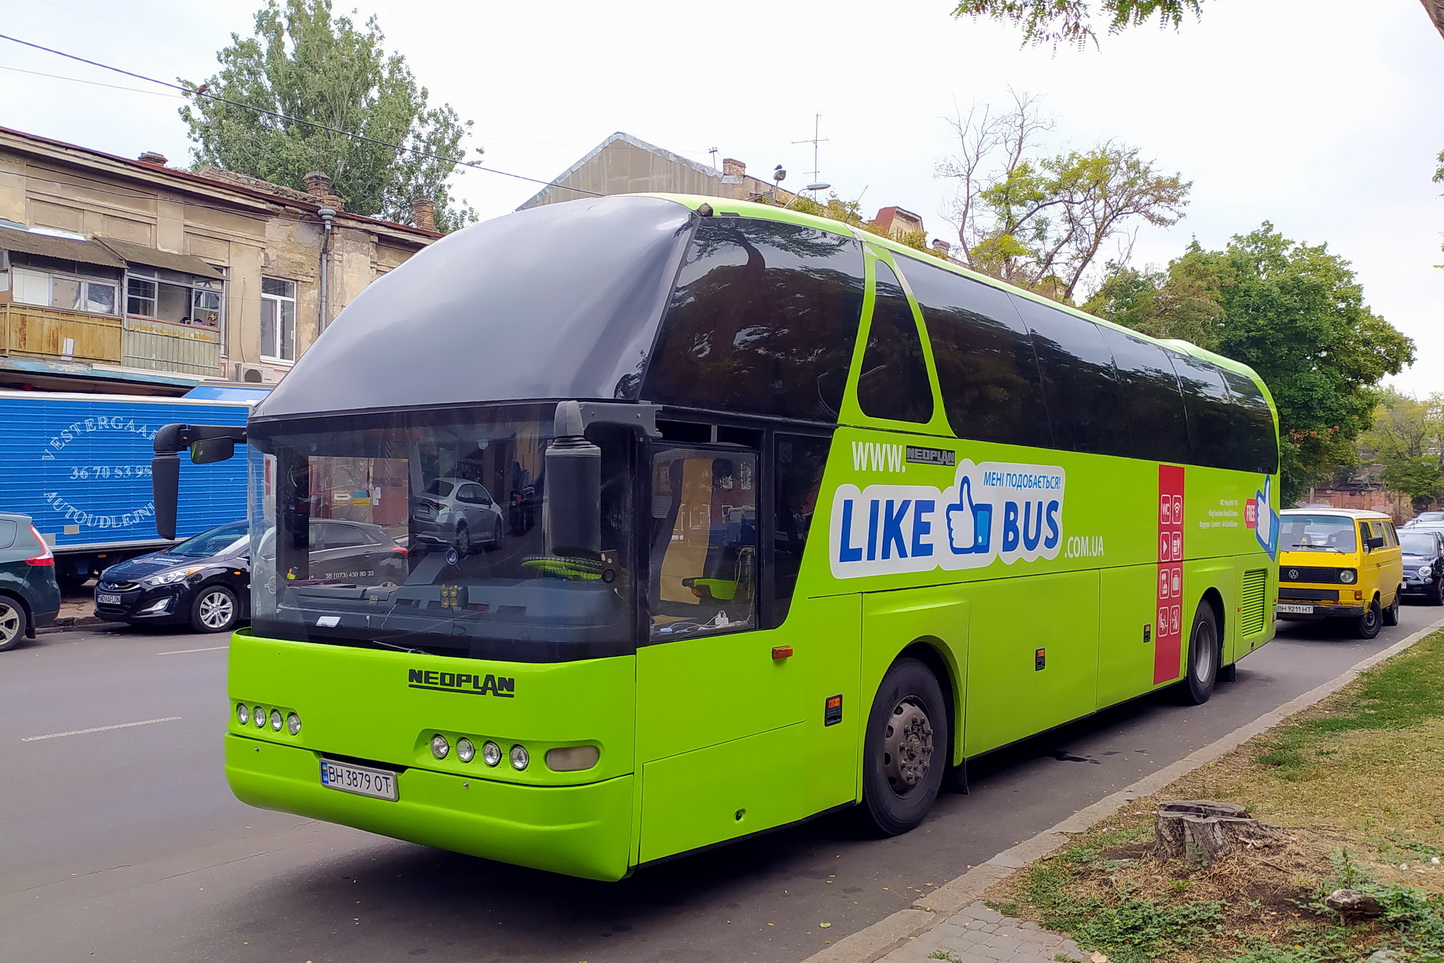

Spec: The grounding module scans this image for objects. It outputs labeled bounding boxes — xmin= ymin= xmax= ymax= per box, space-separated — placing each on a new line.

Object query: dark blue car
xmin=95 ymin=521 xmax=250 ymax=633
xmin=0 ymin=512 xmax=62 ymax=652
xmin=1400 ymin=527 xmax=1444 ymax=605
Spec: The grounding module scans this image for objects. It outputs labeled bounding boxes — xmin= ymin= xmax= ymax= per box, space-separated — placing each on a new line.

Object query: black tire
xmin=454 ymin=522 xmax=471 ymax=558
xmin=485 ymin=518 xmax=503 ymax=552
xmin=1354 ymin=598 xmax=1382 ymax=640
xmin=1382 ymin=589 xmax=1401 ymax=627
xmin=1179 ymin=601 xmax=1221 ymax=706
xmin=1433 ymin=579 xmax=1444 ymax=606
xmin=858 ymin=658 xmax=948 ymax=836
xmin=0 ymin=595 xmax=29 ymax=652
xmin=190 ymin=585 xmax=240 ymax=634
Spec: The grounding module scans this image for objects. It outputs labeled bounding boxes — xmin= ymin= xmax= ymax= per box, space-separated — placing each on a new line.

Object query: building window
xmin=124 ymin=268 xmax=225 ymax=328
xmin=13 ymin=266 xmax=119 ymax=314
xmin=261 ymin=277 xmax=297 ymax=362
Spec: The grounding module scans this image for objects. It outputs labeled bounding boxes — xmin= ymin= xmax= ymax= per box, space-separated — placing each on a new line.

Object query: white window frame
xmin=260 ymin=276 xmax=298 ymax=363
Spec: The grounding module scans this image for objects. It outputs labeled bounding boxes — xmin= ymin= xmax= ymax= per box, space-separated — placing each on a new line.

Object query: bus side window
xmin=1096 ymin=328 xmax=1192 ymax=465
xmin=895 ymin=254 xmax=1051 ymax=449
xmin=1009 ymin=294 xmax=1129 ymax=457
xmin=856 ymin=260 xmax=934 ymax=424
xmin=649 ymin=449 xmax=758 ymax=639
xmin=770 ymin=434 xmax=830 ymax=627
xmin=1217 ymin=367 xmax=1279 ymax=475
xmin=1171 ymin=352 xmax=1241 ymax=472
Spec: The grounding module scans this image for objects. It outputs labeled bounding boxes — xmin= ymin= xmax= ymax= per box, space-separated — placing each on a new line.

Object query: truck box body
xmin=0 ymin=390 xmax=254 ymax=583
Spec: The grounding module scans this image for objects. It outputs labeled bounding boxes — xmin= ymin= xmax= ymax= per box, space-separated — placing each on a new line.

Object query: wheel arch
xmin=892 ymin=637 xmax=960 ymax=768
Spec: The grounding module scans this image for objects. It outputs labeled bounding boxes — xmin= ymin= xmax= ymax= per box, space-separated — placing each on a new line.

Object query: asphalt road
xmin=3 ymin=605 xmax=1442 ymax=963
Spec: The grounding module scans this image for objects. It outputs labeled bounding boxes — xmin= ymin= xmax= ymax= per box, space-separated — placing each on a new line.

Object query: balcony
xmin=0 ymin=302 xmax=220 ymax=377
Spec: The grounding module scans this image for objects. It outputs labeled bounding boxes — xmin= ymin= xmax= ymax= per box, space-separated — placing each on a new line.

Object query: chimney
xmin=722 ymin=158 xmax=746 ymax=178
xmin=932 ymin=239 xmax=951 ymax=256
xmin=411 ymin=197 xmax=437 ymax=232
xmin=303 ymin=171 xmax=332 ymax=198
xmin=137 ymin=151 xmax=168 ymax=166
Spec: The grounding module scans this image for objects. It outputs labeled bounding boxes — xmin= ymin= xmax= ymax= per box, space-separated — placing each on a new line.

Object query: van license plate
xmin=1275 ymin=603 xmax=1314 ymax=615
xmin=97 ymin=594 xmax=121 ymax=605
xmin=320 ymin=759 xmax=398 ymax=801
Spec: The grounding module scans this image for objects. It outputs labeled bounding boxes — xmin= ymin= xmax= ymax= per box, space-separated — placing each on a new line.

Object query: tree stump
xmin=1154 ymin=800 xmax=1276 ymax=865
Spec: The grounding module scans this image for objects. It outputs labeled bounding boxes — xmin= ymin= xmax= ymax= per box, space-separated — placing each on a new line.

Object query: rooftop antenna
xmin=708 ymin=147 xmax=718 ymax=168
xmin=792 ymin=113 xmax=829 ymax=195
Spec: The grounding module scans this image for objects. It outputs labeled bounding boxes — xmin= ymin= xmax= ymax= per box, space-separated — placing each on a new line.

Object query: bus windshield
xmin=247 ymin=403 xmax=636 ymax=662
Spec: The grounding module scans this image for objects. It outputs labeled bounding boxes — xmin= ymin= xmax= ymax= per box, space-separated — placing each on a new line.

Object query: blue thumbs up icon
xmin=946 ymin=475 xmax=992 ymax=556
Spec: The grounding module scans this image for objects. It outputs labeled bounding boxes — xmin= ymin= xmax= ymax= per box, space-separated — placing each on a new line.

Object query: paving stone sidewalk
xmin=877 ymin=901 xmax=1088 ymax=963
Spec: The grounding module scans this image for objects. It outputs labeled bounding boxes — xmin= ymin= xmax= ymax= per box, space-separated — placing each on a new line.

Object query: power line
xmin=0 ymin=32 xmax=600 ymax=198
xmin=0 ymin=62 xmax=180 ymax=97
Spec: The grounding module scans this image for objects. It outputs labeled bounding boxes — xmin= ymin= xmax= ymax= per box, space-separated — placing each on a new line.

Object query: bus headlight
xmin=236 ymin=704 xmax=249 ymax=726
xmin=456 ymin=738 xmax=476 ymax=763
xmin=481 ymin=741 xmax=501 ymax=767
xmin=545 ymin=746 xmax=600 ymax=772
xmin=254 ymin=707 xmax=266 ymax=728
xmin=509 ymin=744 xmax=529 ymax=771
xmin=287 ymin=712 xmax=302 ymax=735
xmin=270 ymin=709 xmax=283 ymax=731
xmin=430 ymin=734 xmax=450 ymax=759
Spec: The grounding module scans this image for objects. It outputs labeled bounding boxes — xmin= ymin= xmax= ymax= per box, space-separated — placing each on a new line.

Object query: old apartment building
xmin=0 ymin=125 xmax=439 ymax=395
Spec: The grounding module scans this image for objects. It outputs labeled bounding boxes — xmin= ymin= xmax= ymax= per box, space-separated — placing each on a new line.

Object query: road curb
xmin=804 ymin=615 xmax=1444 ymax=963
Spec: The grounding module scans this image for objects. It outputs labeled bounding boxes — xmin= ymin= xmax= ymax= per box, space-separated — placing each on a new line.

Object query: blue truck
xmin=0 ymin=388 xmax=258 ymax=588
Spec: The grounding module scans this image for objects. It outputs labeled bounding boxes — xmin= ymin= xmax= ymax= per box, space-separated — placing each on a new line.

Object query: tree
xmin=1359 ymin=389 xmax=1444 ymax=511
xmin=939 ymin=92 xmax=1189 ymax=302
xmin=951 ymin=0 xmax=1207 ymax=47
xmin=179 ymin=0 xmax=477 ymax=230
xmin=1089 ymin=224 xmax=1416 ymax=505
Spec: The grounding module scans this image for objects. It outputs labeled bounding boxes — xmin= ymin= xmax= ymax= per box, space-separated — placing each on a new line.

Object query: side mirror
xmin=191 ymin=437 xmax=235 ymax=464
xmin=1365 ymin=535 xmax=1385 ymax=551
xmin=544 ymin=401 xmax=601 ymax=558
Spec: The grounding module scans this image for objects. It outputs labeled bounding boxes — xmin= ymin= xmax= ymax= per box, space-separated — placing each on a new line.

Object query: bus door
xmin=632 ymin=443 xmax=846 ymax=862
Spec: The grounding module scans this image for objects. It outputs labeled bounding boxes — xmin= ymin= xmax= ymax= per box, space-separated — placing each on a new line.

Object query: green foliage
xmin=179 ymin=0 xmax=477 ymax=230
xmin=1313 ymin=852 xmax=1444 ymax=958
xmin=951 ymin=0 xmax=1207 ymax=47
xmin=1359 ymin=390 xmax=1444 ymax=510
xmin=941 ymin=94 xmax=1189 ymax=302
xmin=1089 ymin=223 xmax=1415 ymax=505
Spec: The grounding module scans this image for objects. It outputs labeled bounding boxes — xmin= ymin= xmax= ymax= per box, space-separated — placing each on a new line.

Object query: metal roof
xmin=95 ymin=237 xmax=223 ymax=279
xmin=0 ymin=223 xmax=124 ymax=268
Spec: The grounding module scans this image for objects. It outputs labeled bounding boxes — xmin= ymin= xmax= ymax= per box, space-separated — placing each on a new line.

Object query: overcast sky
xmin=3 ymin=0 xmax=1441 ymax=396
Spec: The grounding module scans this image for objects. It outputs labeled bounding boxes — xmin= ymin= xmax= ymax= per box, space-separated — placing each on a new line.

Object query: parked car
xmin=1400 ymin=528 xmax=1444 ymax=605
xmin=410 ymin=477 xmax=505 ymax=555
xmin=0 ymin=512 xmax=61 ymax=652
xmin=1275 ymin=508 xmax=1404 ymax=639
xmin=1402 ymin=511 xmax=1444 ymax=528
xmin=256 ymin=518 xmax=408 ymax=586
xmin=95 ymin=521 xmax=251 ymax=633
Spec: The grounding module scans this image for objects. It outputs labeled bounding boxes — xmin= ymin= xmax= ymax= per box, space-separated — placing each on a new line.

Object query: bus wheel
xmin=1355 ymin=598 xmax=1382 ymax=640
xmin=859 ymin=658 xmax=947 ymax=837
xmin=1180 ymin=602 xmax=1220 ymax=706
xmin=1382 ymin=589 xmax=1401 ymax=627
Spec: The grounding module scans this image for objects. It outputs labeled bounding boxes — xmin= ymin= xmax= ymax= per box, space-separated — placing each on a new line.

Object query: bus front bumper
xmin=225 ymin=734 xmax=635 ymax=880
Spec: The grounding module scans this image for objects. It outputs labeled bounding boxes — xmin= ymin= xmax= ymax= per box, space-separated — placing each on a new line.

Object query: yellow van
xmin=1275 ymin=508 xmax=1404 ymax=639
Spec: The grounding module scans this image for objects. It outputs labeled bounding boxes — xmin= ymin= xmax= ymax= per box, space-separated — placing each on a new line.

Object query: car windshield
xmin=1279 ymin=515 xmax=1358 ymax=553
xmin=247 ymin=403 xmax=636 ymax=663
xmin=1401 ymin=532 xmax=1439 ymax=556
xmin=172 ymin=522 xmax=248 ymax=557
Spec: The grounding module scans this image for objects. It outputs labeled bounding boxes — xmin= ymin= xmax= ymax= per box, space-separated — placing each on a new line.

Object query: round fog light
xmin=430 ymin=734 xmax=450 ymax=759
xmin=456 ymin=738 xmax=476 ymax=763
xmin=236 ymin=704 xmax=249 ymax=726
xmin=270 ymin=709 xmax=283 ymax=731
xmin=253 ymin=707 xmax=266 ymax=728
xmin=481 ymin=741 xmax=501 ymax=767
xmin=509 ymin=744 xmax=529 ymax=771
xmin=287 ymin=712 xmax=302 ymax=735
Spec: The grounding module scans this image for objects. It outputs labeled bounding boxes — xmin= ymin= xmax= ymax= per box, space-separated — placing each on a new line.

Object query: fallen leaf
xmin=819 ymin=922 xmax=832 ymax=928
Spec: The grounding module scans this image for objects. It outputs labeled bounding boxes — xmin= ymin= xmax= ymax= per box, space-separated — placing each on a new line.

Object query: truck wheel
xmin=858 ymin=658 xmax=948 ymax=836
xmin=1179 ymin=601 xmax=1220 ymax=706
xmin=0 ymin=596 xmax=29 ymax=652
xmin=1355 ymin=598 xmax=1382 ymax=640
xmin=190 ymin=585 xmax=239 ymax=634
xmin=1382 ymin=589 xmax=1401 ymax=627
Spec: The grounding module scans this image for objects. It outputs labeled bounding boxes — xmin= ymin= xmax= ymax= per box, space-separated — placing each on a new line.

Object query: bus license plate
xmin=320 ymin=759 xmax=398 ymax=801
xmin=97 ymin=594 xmax=121 ymax=605
xmin=1275 ymin=603 xmax=1314 ymax=615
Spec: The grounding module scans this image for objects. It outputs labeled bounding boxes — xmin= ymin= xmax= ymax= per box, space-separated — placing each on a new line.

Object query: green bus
xmin=152 ymin=194 xmax=1281 ymax=881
